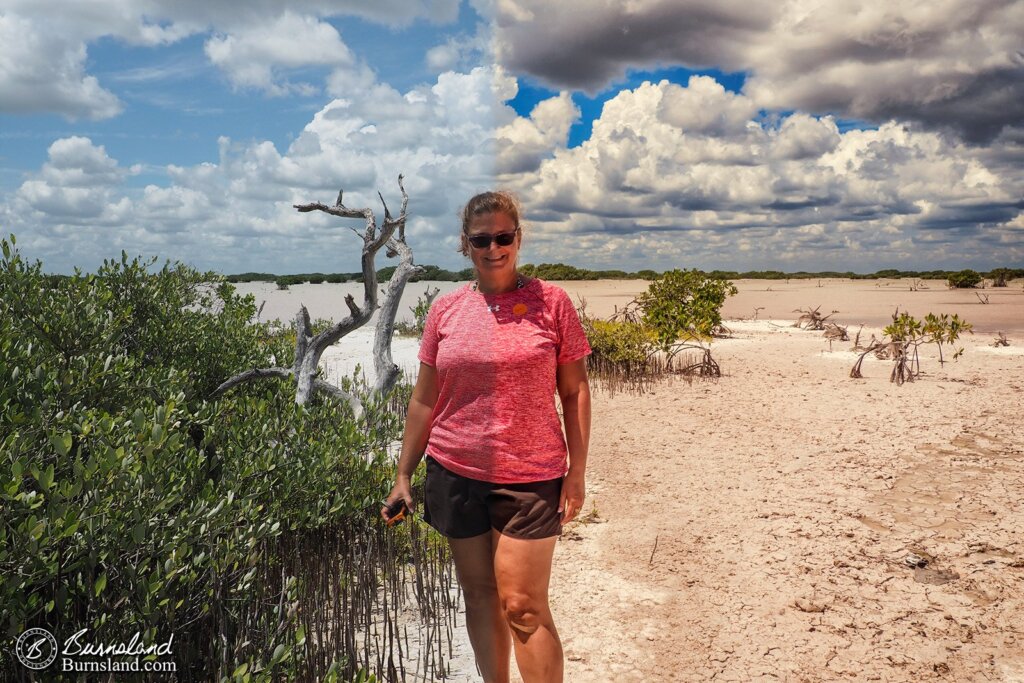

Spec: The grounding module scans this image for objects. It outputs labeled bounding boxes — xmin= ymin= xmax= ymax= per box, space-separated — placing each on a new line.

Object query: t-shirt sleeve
xmin=552 ymin=287 xmax=592 ymax=364
xmin=418 ymin=299 xmax=442 ymax=366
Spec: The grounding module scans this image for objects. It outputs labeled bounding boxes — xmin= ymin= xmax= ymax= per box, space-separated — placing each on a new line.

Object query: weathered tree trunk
xmin=371 ymin=187 xmax=414 ymax=398
xmin=213 ymin=174 xmax=421 ymax=417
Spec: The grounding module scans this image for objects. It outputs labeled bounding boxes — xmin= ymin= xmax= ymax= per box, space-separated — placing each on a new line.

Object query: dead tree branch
xmin=850 ymin=324 xmax=866 ymax=351
xmin=214 ymin=174 xmax=419 ymax=415
xmin=371 ymin=175 xmax=418 ymax=398
xmin=823 ymin=322 xmax=849 ymax=350
xmin=793 ymin=305 xmax=837 ymax=330
xmin=214 ymin=367 xmax=292 ymax=396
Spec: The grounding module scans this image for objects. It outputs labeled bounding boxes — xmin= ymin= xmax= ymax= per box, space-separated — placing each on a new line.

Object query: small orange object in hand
xmin=382 ymin=499 xmax=408 ymax=527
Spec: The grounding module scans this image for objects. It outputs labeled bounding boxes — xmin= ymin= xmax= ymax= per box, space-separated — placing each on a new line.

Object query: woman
xmin=383 ymin=191 xmax=591 ymax=683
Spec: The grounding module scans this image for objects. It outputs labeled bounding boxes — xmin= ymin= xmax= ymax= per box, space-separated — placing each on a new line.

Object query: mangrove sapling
xmin=215 ymin=175 xmax=418 ymax=416
xmin=849 ymin=309 xmax=972 ymax=384
xmin=923 ymin=313 xmax=973 ymax=364
xmin=582 ymin=270 xmax=737 ymax=390
xmin=886 ymin=311 xmax=926 ymax=384
xmin=992 ymin=332 xmax=1009 ymax=347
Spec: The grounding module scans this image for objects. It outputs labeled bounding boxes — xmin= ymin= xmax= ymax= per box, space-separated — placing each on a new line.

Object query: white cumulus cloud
xmin=0 ymin=0 xmax=463 ymax=117
xmin=491 ymin=0 xmax=1024 ymax=143
xmin=506 ymin=77 xmax=1024 ymax=270
xmin=204 ymin=12 xmax=355 ymax=95
xmin=0 ymin=14 xmax=122 ymax=120
xmin=497 ymin=92 xmax=580 ymax=173
xmin=2 ymin=67 xmax=570 ymax=274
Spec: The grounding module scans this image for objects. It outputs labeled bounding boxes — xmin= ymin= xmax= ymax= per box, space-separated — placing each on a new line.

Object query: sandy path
xmin=549 ymin=322 xmax=1024 ymax=682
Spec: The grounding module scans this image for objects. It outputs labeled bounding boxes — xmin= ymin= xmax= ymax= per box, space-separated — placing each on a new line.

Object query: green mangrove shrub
xmin=577 ymin=269 xmax=737 ymax=390
xmin=947 ymin=269 xmax=982 ymax=289
xmin=0 ymin=236 xmax=456 ymax=682
xmin=636 ymin=269 xmax=737 ymax=347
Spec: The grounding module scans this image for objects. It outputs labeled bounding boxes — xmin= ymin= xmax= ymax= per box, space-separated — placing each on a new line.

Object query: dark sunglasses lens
xmin=468 ymin=231 xmax=516 ymax=249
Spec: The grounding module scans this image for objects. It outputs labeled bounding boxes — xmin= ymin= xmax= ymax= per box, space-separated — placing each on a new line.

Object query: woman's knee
xmin=501 ymin=593 xmax=549 ymax=634
xmin=460 ymin=574 xmax=499 ymax=607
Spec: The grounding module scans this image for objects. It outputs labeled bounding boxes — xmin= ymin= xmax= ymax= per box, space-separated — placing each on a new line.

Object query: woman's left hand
xmin=559 ymin=468 xmax=586 ymax=524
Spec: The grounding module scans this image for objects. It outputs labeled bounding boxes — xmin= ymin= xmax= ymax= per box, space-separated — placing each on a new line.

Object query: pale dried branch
xmin=313 ymin=379 xmax=364 ymax=420
xmin=343 ymin=293 xmax=360 ymax=318
xmin=218 ymin=174 xmax=418 ymax=411
xmin=793 ymin=305 xmax=837 ymax=330
xmin=372 ymin=175 xmax=421 ymax=397
xmin=850 ymin=324 xmax=866 ymax=351
xmin=213 ymin=367 xmax=293 ymax=398
xmin=823 ymin=322 xmax=849 ymax=351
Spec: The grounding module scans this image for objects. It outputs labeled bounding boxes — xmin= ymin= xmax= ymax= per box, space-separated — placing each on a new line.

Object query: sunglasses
xmin=467 ymin=230 xmax=518 ymax=249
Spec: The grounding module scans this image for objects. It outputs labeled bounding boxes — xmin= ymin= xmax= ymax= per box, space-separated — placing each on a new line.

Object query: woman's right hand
xmin=381 ymin=478 xmax=415 ymax=522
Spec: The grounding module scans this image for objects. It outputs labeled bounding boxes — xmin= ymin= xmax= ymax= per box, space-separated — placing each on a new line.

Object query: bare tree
xmin=214 ymin=174 xmax=420 ymax=417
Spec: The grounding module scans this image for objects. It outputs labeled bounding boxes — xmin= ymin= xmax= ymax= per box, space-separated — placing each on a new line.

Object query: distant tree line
xmin=517 ymin=263 xmax=661 ymax=280
xmin=40 ymin=265 xmax=1022 ymax=288
xmin=705 ymin=267 xmax=1024 ymax=282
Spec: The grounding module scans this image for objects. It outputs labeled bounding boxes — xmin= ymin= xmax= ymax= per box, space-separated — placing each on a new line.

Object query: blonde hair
xmin=458 ymin=191 xmax=522 ymax=256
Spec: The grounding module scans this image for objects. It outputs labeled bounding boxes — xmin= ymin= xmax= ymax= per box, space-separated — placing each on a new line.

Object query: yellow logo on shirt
xmin=513 ymin=303 xmax=528 ymax=316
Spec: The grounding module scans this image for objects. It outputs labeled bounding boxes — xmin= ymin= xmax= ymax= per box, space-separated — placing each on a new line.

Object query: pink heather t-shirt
xmin=418 ymin=278 xmax=591 ymax=484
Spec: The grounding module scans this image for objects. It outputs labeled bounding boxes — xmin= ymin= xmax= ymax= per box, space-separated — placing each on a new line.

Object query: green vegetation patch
xmin=1 ymin=236 xmax=454 ymax=682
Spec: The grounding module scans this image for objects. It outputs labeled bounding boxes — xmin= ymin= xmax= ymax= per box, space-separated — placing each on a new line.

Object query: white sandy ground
xmin=547 ymin=322 xmax=1024 ymax=683
xmin=250 ymin=279 xmax=1023 ymax=682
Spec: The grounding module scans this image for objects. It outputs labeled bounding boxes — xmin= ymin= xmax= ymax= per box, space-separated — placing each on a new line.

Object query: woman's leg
xmin=492 ymin=530 xmax=563 ymax=683
xmin=449 ymin=532 xmax=511 ymax=683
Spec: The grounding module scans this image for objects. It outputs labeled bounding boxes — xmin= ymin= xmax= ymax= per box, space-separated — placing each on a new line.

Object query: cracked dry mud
xmin=544 ymin=321 xmax=1024 ymax=683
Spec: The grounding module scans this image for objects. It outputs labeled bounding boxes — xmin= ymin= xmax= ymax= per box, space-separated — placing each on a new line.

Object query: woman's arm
xmin=382 ymin=362 xmax=439 ymax=517
xmin=556 ymin=357 xmax=591 ymax=523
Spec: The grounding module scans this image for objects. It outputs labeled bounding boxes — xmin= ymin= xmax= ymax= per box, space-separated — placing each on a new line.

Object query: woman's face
xmin=466 ymin=211 xmax=520 ymax=277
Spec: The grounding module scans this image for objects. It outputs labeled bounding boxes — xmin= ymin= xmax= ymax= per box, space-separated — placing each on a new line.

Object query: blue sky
xmin=1 ymin=0 xmax=1021 ymax=275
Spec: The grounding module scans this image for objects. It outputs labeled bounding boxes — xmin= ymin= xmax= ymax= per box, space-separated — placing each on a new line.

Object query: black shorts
xmin=422 ymin=456 xmax=563 ymax=540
